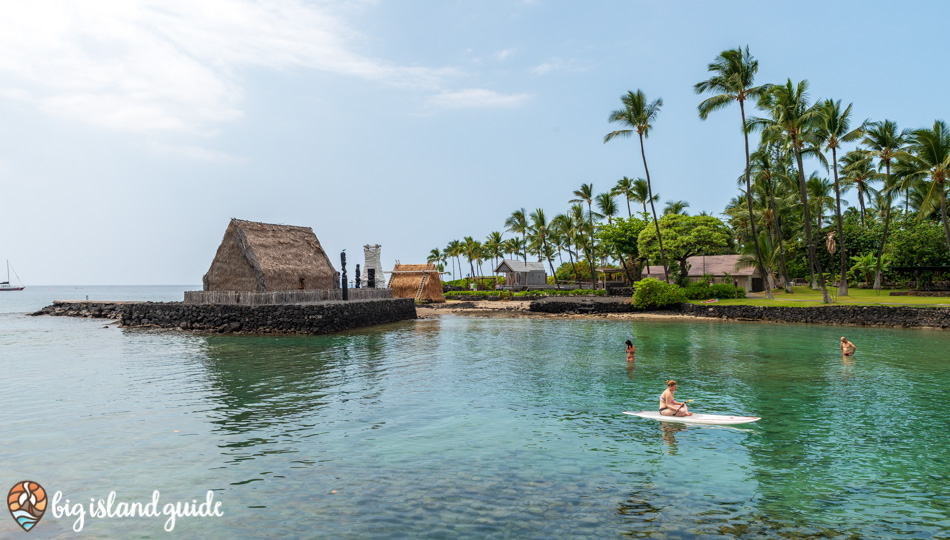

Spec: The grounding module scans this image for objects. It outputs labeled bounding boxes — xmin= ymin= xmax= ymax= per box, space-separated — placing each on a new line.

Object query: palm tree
xmin=903 ymin=120 xmax=950 ymax=252
xmin=462 ymin=236 xmax=482 ymax=289
xmin=596 ymin=192 xmax=619 ymax=224
xmin=612 ymin=176 xmax=636 ymax=217
xmin=806 ymin=173 xmax=836 ymax=235
xmin=862 ymin=120 xmax=910 ymax=289
xmin=570 ymin=183 xmax=598 ymax=288
xmin=750 ymin=143 xmax=795 ymax=292
xmin=445 ymin=239 xmax=463 ymax=281
xmin=695 ymin=46 xmax=774 ymax=298
xmin=751 ymin=79 xmax=832 ymax=303
xmin=663 ymin=200 xmax=690 ymax=215
xmin=605 ymin=89 xmax=669 ymax=283
xmin=551 ymin=213 xmax=580 ymax=282
xmin=529 ymin=208 xmax=560 ymax=289
xmin=628 ymin=178 xmax=657 ymax=217
xmin=504 ymin=208 xmax=529 ymax=263
xmin=484 ymin=231 xmax=504 ymax=281
xmin=840 ymin=149 xmax=879 ymax=226
xmin=814 ymin=99 xmax=864 ymax=296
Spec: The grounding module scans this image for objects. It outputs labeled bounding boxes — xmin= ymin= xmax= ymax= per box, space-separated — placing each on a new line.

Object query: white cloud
xmin=494 ymin=48 xmax=516 ymax=61
xmin=430 ymin=88 xmax=532 ymax=109
xmin=531 ymin=58 xmax=587 ymax=76
xmin=0 ymin=1 xmax=455 ymax=136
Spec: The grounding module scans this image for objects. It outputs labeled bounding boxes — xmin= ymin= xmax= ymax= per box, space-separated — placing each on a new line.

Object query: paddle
xmin=673 ymin=399 xmax=693 ymax=416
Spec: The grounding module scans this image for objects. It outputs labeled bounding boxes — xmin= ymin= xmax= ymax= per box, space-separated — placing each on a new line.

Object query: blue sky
xmin=1 ymin=1 xmax=946 ymax=285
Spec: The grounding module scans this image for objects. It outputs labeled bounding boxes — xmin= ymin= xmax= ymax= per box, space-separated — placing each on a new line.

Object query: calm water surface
xmin=1 ymin=286 xmax=949 ymax=538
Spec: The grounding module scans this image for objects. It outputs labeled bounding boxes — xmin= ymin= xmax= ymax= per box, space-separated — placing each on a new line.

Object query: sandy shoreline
xmin=415 ymin=300 xmax=699 ymax=321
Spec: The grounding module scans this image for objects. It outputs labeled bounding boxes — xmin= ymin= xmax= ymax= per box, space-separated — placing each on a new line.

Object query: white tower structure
xmin=362 ymin=244 xmax=386 ymax=288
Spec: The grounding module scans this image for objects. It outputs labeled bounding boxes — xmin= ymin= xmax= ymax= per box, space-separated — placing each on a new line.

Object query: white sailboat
xmin=1 ymin=260 xmax=24 ymax=291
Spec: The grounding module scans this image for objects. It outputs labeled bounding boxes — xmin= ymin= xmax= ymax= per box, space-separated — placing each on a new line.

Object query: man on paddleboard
xmin=659 ymin=380 xmax=692 ymax=416
xmin=840 ymin=336 xmax=856 ymax=356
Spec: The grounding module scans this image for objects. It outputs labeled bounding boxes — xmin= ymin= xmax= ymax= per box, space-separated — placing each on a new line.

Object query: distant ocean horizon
xmin=0 ymin=284 xmax=200 ymax=314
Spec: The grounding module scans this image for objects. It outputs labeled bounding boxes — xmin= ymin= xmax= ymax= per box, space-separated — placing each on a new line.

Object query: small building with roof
xmin=641 ymin=254 xmax=765 ymax=292
xmin=202 ymin=218 xmax=338 ymax=292
xmin=388 ymin=263 xmax=445 ymax=303
xmin=494 ymin=259 xmax=547 ymax=289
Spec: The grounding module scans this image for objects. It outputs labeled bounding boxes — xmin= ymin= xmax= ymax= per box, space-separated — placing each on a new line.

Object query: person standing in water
xmin=625 ymin=340 xmax=635 ymax=363
xmin=840 ymin=336 xmax=856 ymax=356
xmin=659 ymin=380 xmax=692 ymax=416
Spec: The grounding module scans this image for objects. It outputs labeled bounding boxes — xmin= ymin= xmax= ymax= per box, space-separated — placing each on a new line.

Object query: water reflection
xmin=658 ymin=422 xmax=687 ymax=451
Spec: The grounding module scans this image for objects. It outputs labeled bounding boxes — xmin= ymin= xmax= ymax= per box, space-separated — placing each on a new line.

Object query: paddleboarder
xmin=625 ymin=340 xmax=635 ymax=363
xmin=659 ymin=380 xmax=692 ymax=416
xmin=840 ymin=336 xmax=856 ymax=357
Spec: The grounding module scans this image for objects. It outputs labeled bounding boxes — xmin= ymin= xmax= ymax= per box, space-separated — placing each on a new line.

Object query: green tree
xmin=663 ymin=200 xmax=690 ymax=215
xmin=484 ymin=231 xmax=504 ymax=279
xmin=903 ymin=120 xmax=950 ymax=253
xmin=862 ymin=120 xmax=909 ymax=289
xmin=628 ymin=177 xmax=658 ymax=216
xmin=570 ymin=183 xmax=599 ymax=288
xmin=445 ymin=239 xmax=463 ymax=281
xmin=504 ymin=208 xmax=529 ymax=263
xmin=637 ymin=214 xmax=733 ymax=286
xmin=529 ymin=208 xmax=560 ymax=289
xmin=605 ymin=90 xmax=670 ymax=283
xmin=840 ymin=149 xmax=879 ymax=227
xmin=612 ymin=176 xmax=636 ymax=217
xmin=597 ymin=215 xmax=649 ymax=283
xmin=815 ymin=98 xmax=865 ymax=296
xmin=695 ymin=45 xmax=774 ymax=298
xmin=751 ymin=79 xmax=832 ymax=302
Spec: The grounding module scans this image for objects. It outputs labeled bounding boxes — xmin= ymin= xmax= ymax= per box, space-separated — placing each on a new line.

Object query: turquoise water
xmin=2 ymin=287 xmax=950 ymax=538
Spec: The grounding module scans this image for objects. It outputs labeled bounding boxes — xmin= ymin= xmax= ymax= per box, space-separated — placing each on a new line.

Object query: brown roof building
xmin=388 ymin=263 xmax=445 ymax=303
xmin=202 ymin=218 xmax=338 ymax=292
xmin=641 ymin=254 xmax=765 ymax=292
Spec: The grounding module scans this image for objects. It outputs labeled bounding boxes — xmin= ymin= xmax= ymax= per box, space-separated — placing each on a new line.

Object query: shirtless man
xmin=659 ymin=380 xmax=692 ymax=416
xmin=840 ymin=336 xmax=856 ymax=356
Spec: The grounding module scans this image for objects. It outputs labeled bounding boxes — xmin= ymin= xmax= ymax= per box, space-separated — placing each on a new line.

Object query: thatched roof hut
xmin=388 ymin=263 xmax=445 ymax=302
xmin=203 ymin=218 xmax=338 ymax=292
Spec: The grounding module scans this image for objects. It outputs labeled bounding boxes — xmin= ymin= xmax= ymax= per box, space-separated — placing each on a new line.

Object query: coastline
xmin=416 ymin=299 xmax=697 ymax=321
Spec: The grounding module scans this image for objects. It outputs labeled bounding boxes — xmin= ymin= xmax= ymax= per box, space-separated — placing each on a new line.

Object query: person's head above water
xmin=666 ymin=380 xmax=676 ymax=387
xmin=841 ymin=337 xmax=848 ymax=342
xmin=625 ymin=340 xmax=633 ymax=347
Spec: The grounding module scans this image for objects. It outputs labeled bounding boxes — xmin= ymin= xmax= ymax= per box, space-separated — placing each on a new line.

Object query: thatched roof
xmin=641 ymin=255 xmax=759 ymax=278
xmin=203 ymin=218 xmax=338 ymax=292
xmin=495 ymin=259 xmax=546 ymax=273
xmin=388 ymin=263 xmax=445 ymax=302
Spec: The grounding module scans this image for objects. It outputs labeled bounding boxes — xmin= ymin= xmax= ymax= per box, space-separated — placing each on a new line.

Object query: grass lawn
xmin=691 ymin=286 xmax=950 ymax=308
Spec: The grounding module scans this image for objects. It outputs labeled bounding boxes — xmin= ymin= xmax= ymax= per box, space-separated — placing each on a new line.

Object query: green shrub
xmin=514 ymin=289 xmax=606 ymax=298
xmin=632 ymin=278 xmax=686 ymax=309
xmin=709 ymin=283 xmax=745 ymax=299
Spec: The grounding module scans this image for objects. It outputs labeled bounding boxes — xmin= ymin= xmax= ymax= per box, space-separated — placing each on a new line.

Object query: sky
xmin=1 ymin=0 xmax=947 ymax=286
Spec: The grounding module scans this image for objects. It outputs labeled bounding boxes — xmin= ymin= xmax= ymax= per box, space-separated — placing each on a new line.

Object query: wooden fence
xmin=184 ymin=288 xmax=393 ymax=305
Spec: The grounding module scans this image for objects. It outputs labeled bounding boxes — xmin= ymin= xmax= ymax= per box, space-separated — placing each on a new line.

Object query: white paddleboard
xmin=623 ymin=411 xmax=760 ymax=425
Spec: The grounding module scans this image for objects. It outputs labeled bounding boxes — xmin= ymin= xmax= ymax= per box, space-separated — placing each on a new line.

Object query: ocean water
xmin=2 ymin=286 xmax=949 ymax=538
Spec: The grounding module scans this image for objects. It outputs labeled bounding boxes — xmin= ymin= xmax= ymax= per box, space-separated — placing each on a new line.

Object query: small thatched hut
xmin=388 ymin=263 xmax=445 ymax=302
xmin=203 ymin=218 xmax=338 ymax=292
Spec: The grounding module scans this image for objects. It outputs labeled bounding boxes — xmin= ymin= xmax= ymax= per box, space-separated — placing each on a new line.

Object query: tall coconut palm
xmin=596 ymin=192 xmax=619 ymax=224
xmin=695 ymin=46 xmax=774 ymax=298
xmin=840 ymin=149 xmax=879 ymax=227
xmin=663 ymin=200 xmax=690 ymax=215
xmin=806 ymin=173 xmax=837 ymax=240
xmin=605 ymin=89 xmax=669 ymax=283
xmin=750 ymin=143 xmax=795 ymax=292
xmin=445 ymin=239 xmax=463 ymax=281
xmin=462 ymin=236 xmax=481 ymax=289
xmin=529 ymin=208 xmax=560 ymax=289
xmin=570 ymin=183 xmax=598 ymax=288
xmin=504 ymin=208 xmax=529 ymax=264
xmin=903 ymin=120 xmax=950 ymax=252
xmin=815 ymin=99 xmax=865 ymax=296
xmin=862 ymin=120 xmax=910 ymax=289
xmin=627 ymin=178 xmax=658 ymax=217
xmin=612 ymin=176 xmax=636 ymax=217
xmin=551 ymin=213 xmax=580 ymax=282
xmin=750 ymin=79 xmax=832 ymax=303
xmin=484 ymin=231 xmax=504 ymax=280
